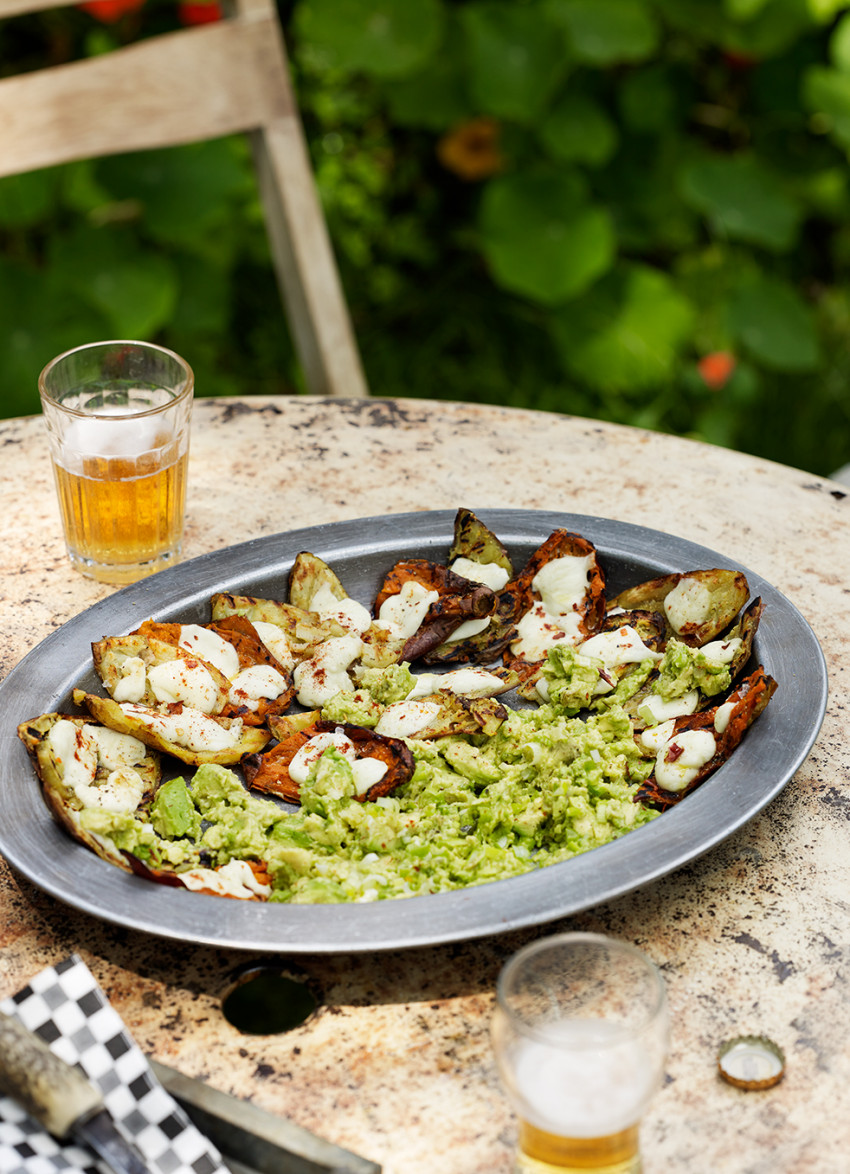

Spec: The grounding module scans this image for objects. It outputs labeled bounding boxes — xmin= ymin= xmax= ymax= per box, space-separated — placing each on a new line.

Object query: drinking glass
xmin=492 ymin=933 xmax=669 ymax=1174
xmin=39 ymin=341 xmax=193 ymax=585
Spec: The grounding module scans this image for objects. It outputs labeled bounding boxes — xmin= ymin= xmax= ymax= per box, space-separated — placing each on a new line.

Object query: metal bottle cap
xmin=717 ymin=1035 xmax=786 ymax=1090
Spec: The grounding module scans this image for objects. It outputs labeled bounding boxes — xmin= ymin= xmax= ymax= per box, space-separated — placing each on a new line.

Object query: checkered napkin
xmin=0 ymin=955 xmax=231 ymax=1174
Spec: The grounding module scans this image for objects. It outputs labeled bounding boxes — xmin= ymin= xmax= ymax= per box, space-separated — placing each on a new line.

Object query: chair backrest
xmin=0 ymin=0 xmax=369 ymax=398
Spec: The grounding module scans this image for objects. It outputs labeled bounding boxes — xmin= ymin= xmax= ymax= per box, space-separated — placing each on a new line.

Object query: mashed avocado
xmin=77 ymin=705 xmax=658 ymax=905
xmin=653 ymin=638 xmax=733 ymax=699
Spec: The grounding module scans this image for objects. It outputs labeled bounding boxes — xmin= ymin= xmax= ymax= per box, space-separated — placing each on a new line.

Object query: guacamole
xmin=79 ymin=700 xmax=658 ymax=905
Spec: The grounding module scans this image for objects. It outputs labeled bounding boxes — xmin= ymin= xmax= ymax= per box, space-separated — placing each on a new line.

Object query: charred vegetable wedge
xmin=17 ymin=713 xmax=161 ymax=871
xmin=93 ymin=632 xmax=231 ymax=715
xmin=610 ymin=568 xmax=749 ymax=647
xmin=243 ymin=720 xmax=415 ymax=804
xmin=506 ymin=530 xmax=606 ymax=668
xmin=210 ymin=592 xmax=345 ymax=659
xmin=635 ymin=666 xmax=778 ymax=809
xmin=372 ymin=559 xmax=497 ymax=662
xmin=72 ymin=689 xmax=271 ymax=765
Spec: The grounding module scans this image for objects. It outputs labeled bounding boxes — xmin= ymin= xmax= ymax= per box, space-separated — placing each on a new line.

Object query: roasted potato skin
xmin=610 ymin=569 xmax=749 ymax=647
xmin=210 ymin=593 xmax=345 ymax=658
xmin=287 ymin=551 xmax=349 ymax=610
xmin=447 ymin=508 xmax=513 ymax=576
xmin=243 ymin=720 xmax=415 ymax=804
xmin=635 ymin=665 xmax=778 ymax=810
xmin=71 ymin=689 xmax=271 ymax=765
xmin=17 ymin=712 xmax=161 ymax=871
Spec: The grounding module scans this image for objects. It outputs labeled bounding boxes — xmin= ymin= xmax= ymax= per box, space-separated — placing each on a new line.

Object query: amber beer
xmin=39 ymin=342 xmax=193 ymax=585
xmin=517 ymin=1119 xmax=641 ymax=1173
xmin=52 ymin=431 xmax=188 ymax=584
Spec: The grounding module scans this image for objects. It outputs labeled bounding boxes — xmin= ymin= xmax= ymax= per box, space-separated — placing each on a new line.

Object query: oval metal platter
xmin=0 ymin=510 xmax=828 ymax=953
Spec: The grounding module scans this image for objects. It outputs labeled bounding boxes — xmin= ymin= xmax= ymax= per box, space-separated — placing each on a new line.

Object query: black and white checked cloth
xmin=0 ymin=955 xmax=230 ymax=1174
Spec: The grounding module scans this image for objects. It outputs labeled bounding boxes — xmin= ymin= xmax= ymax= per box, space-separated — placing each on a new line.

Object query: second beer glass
xmin=492 ymin=933 xmax=669 ymax=1174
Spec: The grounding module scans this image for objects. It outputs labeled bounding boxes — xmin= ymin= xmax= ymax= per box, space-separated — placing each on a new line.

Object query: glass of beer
xmin=39 ymin=340 xmax=193 ymax=585
xmin=491 ymin=933 xmax=669 ymax=1174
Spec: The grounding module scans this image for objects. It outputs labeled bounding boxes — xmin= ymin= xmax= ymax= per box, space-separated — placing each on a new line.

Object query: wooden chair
xmin=0 ymin=0 xmax=369 ymax=398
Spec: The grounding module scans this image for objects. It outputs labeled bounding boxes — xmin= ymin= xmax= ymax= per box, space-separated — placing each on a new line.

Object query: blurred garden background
xmin=2 ymin=0 xmax=850 ymax=476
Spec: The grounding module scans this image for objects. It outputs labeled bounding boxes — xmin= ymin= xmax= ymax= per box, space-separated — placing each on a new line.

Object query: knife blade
xmin=0 ymin=1008 xmax=153 ymax=1174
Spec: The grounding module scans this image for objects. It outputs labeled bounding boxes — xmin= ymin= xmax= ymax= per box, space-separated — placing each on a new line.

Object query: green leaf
xmin=829 ymin=12 xmax=850 ymax=72
xmin=478 ymin=171 xmax=615 ymax=304
xmin=618 ymin=65 xmax=684 ymax=133
xmin=724 ymin=0 xmax=771 ymax=19
xmin=0 ymin=169 xmax=59 ymax=229
xmin=294 ymin=0 xmax=444 ymax=78
xmin=679 ymin=154 xmax=802 ymax=250
xmin=728 ymin=279 xmax=820 ymax=370
xmin=549 ymin=265 xmax=696 ymax=392
xmin=94 ymin=140 xmax=253 ymax=254
xmin=539 ymin=94 xmax=619 ymax=167
xmin=382 ymin=20 xmax=470 ymax=129
xmin=803 ymin=64 xmax=850 ymax=148
xmin=49 ymin=226 xmax=179 ymax=339
xmin=460 ymin=3 xmax=568 ymax=123
xmin=545 ymin=0 xmax=659 ymax=65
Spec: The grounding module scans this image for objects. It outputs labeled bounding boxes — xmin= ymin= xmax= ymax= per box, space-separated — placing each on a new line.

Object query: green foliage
xmin=2 ymin=0 xmax=850 ymax=477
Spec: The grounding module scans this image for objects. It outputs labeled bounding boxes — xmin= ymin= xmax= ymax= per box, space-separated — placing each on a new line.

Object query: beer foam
xmin=512 ymin=1019 xmax=657 ymax=1137
xmin=59 ymin=407 xmax=167 ymax=467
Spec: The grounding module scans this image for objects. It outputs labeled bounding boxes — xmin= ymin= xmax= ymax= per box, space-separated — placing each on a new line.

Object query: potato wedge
xmin=17 ymin=713 xmax=161 ymax=870
xmin=93 ymin=631 xmax=232 ymax=714
xmin=635 ymin=665 xmax=777 ymax=809
xmin=243 ymin=720 xmax=415 ymax=804
xmin=72 ymin=689 xmax=270 ymax=765
xmin=210 ymin=593 xmax=345 ymax=658
xmin=610 ymin=568 xmax=749 ymax=647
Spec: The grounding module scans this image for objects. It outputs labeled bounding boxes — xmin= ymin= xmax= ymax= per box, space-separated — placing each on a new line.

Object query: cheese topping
xmin=579 ymin=626 xmax=663 ymax=668
xmin=74 ymin=767 xmax=146 ymax=814
xmin=450 ymin=557 xmax=510 ymax=592
xmin=293 ymin=635 xmax=362 ymax=708
xmin=700 ymin=637 xmax=742 ymax=665
xmin=375 ymin=581 xmax=439 ymax=641
xmin=663 ymin=577 xmax=713 ymax=633
xmin=252 ymin=621 xmax=295 ymax=671
xmin=147 ymin=658 xmax=222 ymax=713
xmin=178 ymin=624 xmax=240 ymax=679
xmin=120 ymin=704 xmax=243 ymax=752
xmin=640 ymin=719 xmax=676 ymax=753
xmin=310 ymin=582 xmax=373 ymax=635
xmin=512 ymin=554 xmax=596 ymax=661
xmin=228 ymin=664 xmax=288 ymax=711
xmin=655 ymin=728 xmax=717 ymax=792
xmin=179 ymin=859 xmax=271 ymax=899
xmin=86 ymin=724 xmax=148 ymax=770
xmin=376 ymin=700 xmax=442 ymax=739
xmin=714 ymin=700 xmax=737 ymax=734
xmin=113 ymin=655 xmax=147 ymax=703
xmin=47 ymin=719 xmax=146 ymax=812
xmin=637 ymin=690 xmax=700 ymax=727
xmin=48 ymin=719 xmax=98 ymax=791
xmin=408 ymin=667 xmax=506 ymax=699
xmin=289 ymin=729 xmax=388 ymax=795
xmin=445 ymin=616 xmax=492 ymax=642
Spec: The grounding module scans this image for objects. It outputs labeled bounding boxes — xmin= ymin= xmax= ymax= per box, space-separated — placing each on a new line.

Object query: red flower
xmin=77 ymin=0 xmax=145 ymax=22
xmin=178 ymin=1 xmax=223 ymax=24
xmin=697 ymin=351 xmax=736 ymax=390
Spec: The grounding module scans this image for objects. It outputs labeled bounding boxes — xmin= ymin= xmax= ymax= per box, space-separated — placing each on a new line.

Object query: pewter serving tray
xmin=0 ymin=510 xmax=828 ymax=953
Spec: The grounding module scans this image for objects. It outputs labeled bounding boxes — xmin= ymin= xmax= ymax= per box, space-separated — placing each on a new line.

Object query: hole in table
xmin=221 ymin=963 xmax=319 ymax=1034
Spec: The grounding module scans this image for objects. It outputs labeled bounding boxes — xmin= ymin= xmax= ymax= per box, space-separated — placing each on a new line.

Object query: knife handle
xmin=0 ymin=1009 xmax=103 ymax=1138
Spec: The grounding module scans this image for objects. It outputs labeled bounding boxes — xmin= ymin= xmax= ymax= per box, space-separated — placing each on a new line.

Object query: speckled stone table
xmin=1 ymin=396 xmax=848 ymax=1173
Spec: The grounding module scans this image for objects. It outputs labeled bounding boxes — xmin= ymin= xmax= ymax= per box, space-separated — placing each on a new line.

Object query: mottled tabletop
xmin=1 ymin=396 xmax=847 ymax=1173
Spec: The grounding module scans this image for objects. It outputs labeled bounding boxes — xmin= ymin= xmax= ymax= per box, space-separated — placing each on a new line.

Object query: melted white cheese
xmin=407 ymin=667 xmax=505 ymax=699
xmin=511 ymin=554 xmax=596 ymax=661
xmin=178 ymin=624 xmax=240 ymax=678
xmin=47 ymin=720 xmax=145 ymax=813
xmin=579 ymin=626 xmax=663 ymax=668
xmin=228 ymin=664 xmax=287 ymax=711
xmin=513 ymin=601 xmax=585 ymax=661
xmin=293 ymin=635 xmax=362 ymax=708
xmin=252 ymin=621 xmax=295 ymax=671
xmin=119 ymin=704 xmax=242 ymax=752
xmin=655 ymin=728 xmax=717 ymax=792
xmin=75 ymin=767 xmax=146 ymax=814
xmin=640 ymin=719 xmax=676 ymax=753
xmin=445 ymin=616 xmax=492 ymax=642
xmin=374 ymin=581 xmax=439 ymax=641
xmin=48 ymin=719 xmax=98 ymax=791
xmin=289 ymin=729 xmax=388 ymax=795
xmin=113 ymin=655 xmax=147 ymax=703
xmin=376 ymin=700 xmax=441 ymax=739
xmin=714 ymin=700 xmax=737 ymax=734
xmin=637 ymin=690 xmax=700 ymax=727
xmin=85 ymin=724 xmax=147 ymax=770
xmin=700 ymin=637 xmax=742 ymax=665
xmin=179 ymin=859 xmax=271 ymax=899
xmin=147 ymin=658 xmax=222 ymax=713
xmin=663 ymin=577 xmax=713 ymax=633
xmin=450 ymin=557 xmax=510 ymax=592
xmin=310 ymin=582 xmax=373 ymax=635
